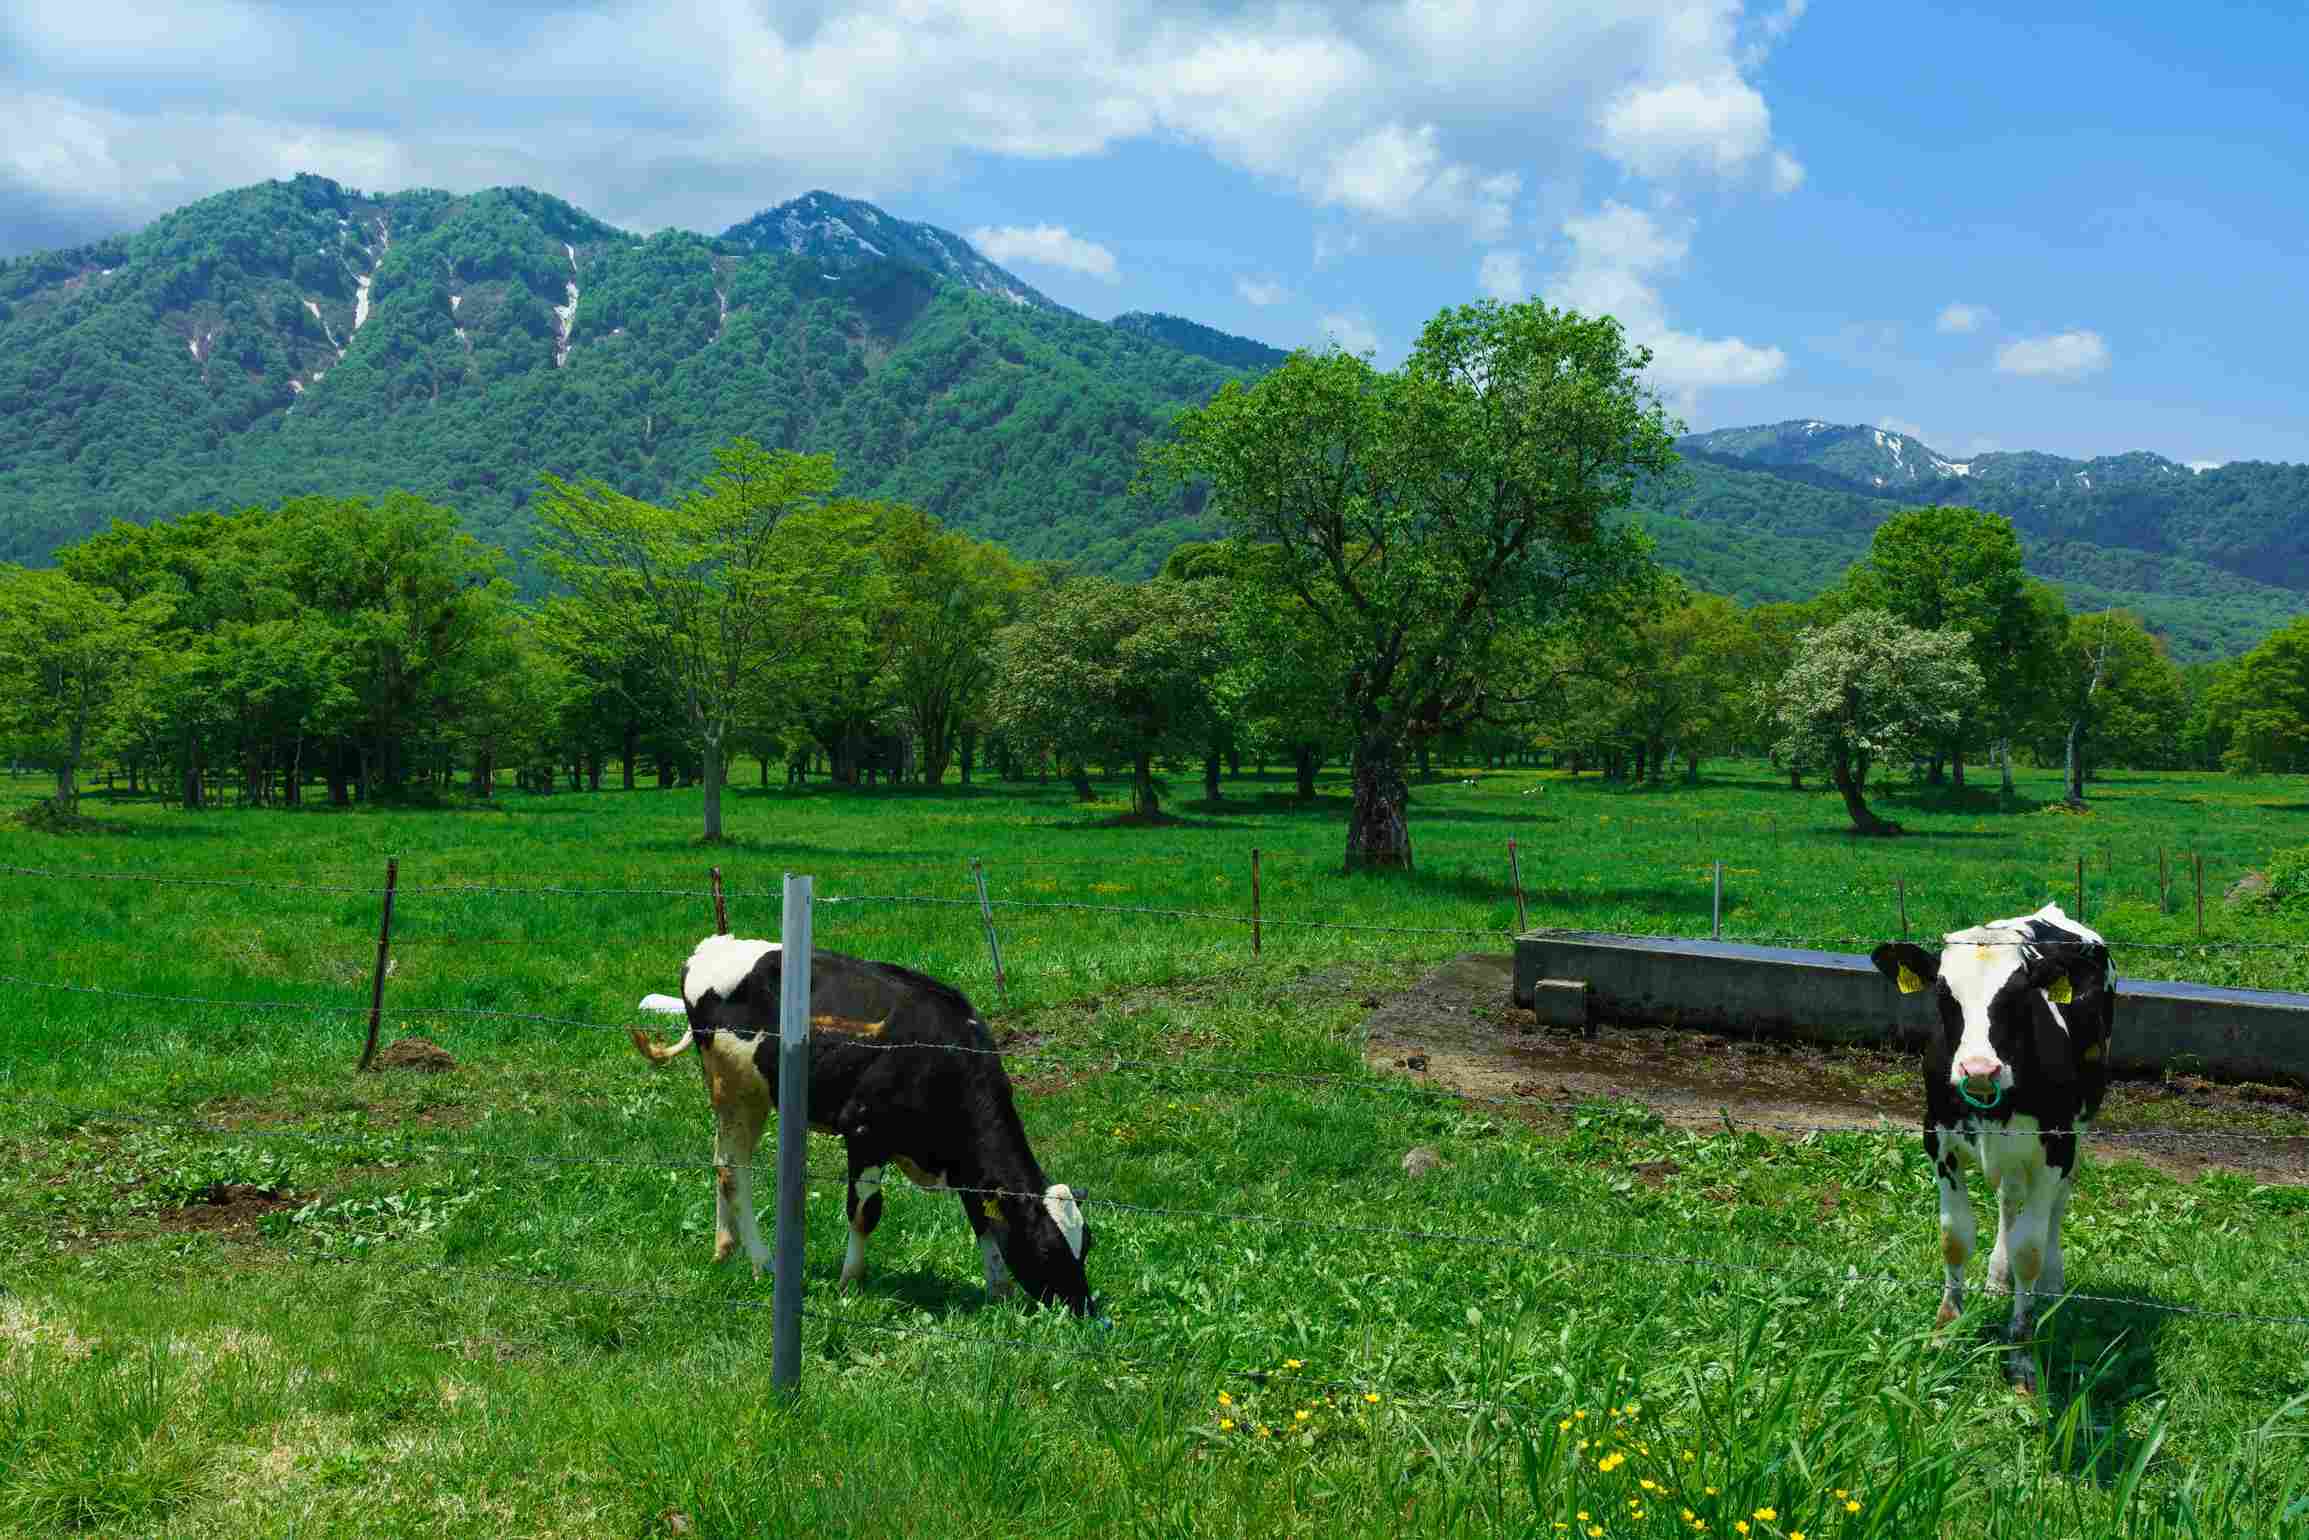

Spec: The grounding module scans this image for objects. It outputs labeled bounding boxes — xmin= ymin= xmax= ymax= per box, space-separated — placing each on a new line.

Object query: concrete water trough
xmin=1511 ymin=928 xmax=2309 ymax=1084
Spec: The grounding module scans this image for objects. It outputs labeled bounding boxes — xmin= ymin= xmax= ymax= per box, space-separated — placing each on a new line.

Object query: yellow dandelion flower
xmin=1365 ymin=1392 xmax=1380 ymax=1403
xmin=1681 ymin=1451 xmax=1697 ymax=1463
xmin=1705 ymin=1487 xmax=1720 ymax=1497
xmin=1611 ymin=1405 xmax=1622 ymax=1417
xmin=1845 ymin=1502 xmax=1861 ymax=1515
xmin=1578 ymin=1513 xmax=1591 ymax=1523
xmin=1833 ymin=1491 xmax=1848 ymax=1501
xmin=1560 ymin=1419 xmax=1574 ymax=1432
xmin=1626 ymin=1402 xmax=1643 ymax=1415
xmin=1257 ymin=1426 xmax=1271 ymax=1438
xmin=1791 ymin=1533 xmax=1806 ymax=1540
xmin=1285 ymin=1359 xmax=1303 ymax=1369
xmin=1588 ymin=1529 xmax=1604 ymax=1539
xmin=1682 ymin=1511 xmax=1696 ymax=1523
xmin=1575 ymin=1410 xmax=1588 ymax=1420
xmin=1641 ymin=1480 xmax=1661 ymax=1493
xmin=1218 ymin=1392 xmax=1233 ymax=1406
xmin=1219 ymin=1419 xmax=1235 ymax=1431
xmin=1295 ymin=1410 xmax=1310 ymax=1422
xmin=1734 ymin=1525 xmax=1750 ymax=1537
xmin=1754 ymin=1509 xmax=1777 ymax=1523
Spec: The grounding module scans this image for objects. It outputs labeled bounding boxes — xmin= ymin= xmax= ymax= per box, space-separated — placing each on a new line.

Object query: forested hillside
xmin=0 ymin=174 xmax=1244 ymax=582
xmin=0 ymin=174 xmax=2301 ymax=656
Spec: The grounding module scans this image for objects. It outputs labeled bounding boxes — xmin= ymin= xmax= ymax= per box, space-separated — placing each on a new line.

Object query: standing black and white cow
xmin=1870 ymin=902 xmax=2116 ymax=1391
xmin=631 ymin=935 xmax=1097 ymax=1316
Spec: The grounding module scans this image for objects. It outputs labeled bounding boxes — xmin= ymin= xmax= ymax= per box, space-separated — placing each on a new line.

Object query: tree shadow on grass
xmin=2014 ymin=1288 xmax=2181 ymax=1485
xmin=843 ymin=1264 xmax=1007 ymax=1318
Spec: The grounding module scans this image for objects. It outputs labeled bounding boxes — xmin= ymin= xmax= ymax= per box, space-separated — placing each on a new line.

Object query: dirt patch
xmin=1361 ymin=953 xmax=2309 ymax=1184
xmin=151 ymin=1183 xmax=302 ymax=1236
xmin=374 ymin=1037 xmax=457 ymax=1073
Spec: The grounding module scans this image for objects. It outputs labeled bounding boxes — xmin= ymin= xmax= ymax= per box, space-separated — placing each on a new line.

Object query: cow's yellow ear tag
xmin=2046 ymin=976 xmax=2073 ymax=1004
xmin=1897 ymin=965 xmax=1925 ymax=994
xmin=2081 ymin=1041 xmax=2104 ymax=1061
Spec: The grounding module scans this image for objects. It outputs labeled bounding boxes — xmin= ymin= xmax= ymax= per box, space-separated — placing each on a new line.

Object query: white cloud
xmin=1477 ymin=249 xmax=1527 ymax=301
xmin=1310 ymin=122 xmax=1518 ymax=239
xmin=1598 ymin=73 xmax=1775 ymax=182
xmin=0 ymin=0 xmax=1808 ymax=257
xmin=1770 ymin=149 xmax=1806 ymax=195
xmin=1760 ymin=0 xmax=1809 ymax=43
xmin=1545 ymin=198 xmax=1786 ymax=412
xmin=1995 ymin=329 xmax=2111 ymax=381
xmin=1319 ymin=311 xmax=1380 ymax=357
xmin=964 ymin=223 xmax=1119 ymax=282
xmin=1235 ymin=275 xmax=1289 ymax=307
xmin=1312 ymin=226 xmax=1363 ymax=269
xmin=1935 ymin=301 xmax=1993 ymax=335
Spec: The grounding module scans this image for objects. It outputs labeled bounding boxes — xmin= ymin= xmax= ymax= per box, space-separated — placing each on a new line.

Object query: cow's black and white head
xmin=999 ymin=1181 xmax=1097 ymax=1315
xmin=1871 ymin=903 xmax=2109 ymax=1111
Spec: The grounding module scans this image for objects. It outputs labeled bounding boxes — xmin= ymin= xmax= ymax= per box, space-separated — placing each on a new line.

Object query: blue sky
xmin=4 ymin=0 xmax=2303 ymax=465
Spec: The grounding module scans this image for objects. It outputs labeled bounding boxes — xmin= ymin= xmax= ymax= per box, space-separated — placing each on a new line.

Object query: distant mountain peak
xmin=1677 ymin=418 xmax=2192 ymax=496
xmin=720 ymin=191 xmax=1065 ymax=314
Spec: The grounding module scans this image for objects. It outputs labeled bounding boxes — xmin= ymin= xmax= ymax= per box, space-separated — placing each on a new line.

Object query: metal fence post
xmin=1712 ymin=860 xmax=1723 ymax=940
xmin=357 ymin=857 xmax=399 ymax=1072
xmin=1508 ymin=839 xmax=1528 ymax=935
xmin=971 ymin=858 xmax=1009 ymax=1006
xmin=771 ymin=872 xmax=813 ymax=1395
xmin=1250 ymin=848 xmax=1263 ymax=955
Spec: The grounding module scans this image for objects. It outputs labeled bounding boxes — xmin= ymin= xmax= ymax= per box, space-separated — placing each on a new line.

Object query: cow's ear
xmin=1871 ymin=943 xmax=1938 ymax=994
xmin=2023 ymin=951 xmax=2077 ymax=1003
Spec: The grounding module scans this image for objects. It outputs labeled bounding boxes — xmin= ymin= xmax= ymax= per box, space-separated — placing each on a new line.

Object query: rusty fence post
xmin=710 ymin=866 xmax=728 ymax=934
xmin=358 ymin=857 xmax=399 ymax=1072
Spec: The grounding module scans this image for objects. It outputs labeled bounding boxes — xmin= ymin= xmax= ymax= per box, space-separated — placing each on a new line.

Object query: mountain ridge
xmin=0 ymin=174 xmax=2299 ymax=660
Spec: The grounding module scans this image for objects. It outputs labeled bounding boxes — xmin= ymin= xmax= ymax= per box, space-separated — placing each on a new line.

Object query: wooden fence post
xmin=971 ymin=858 xmax=1009 ymax=1006
xmin=357 ymin=857 xmax=399 ymax=1072
xmin=711 ymin=866 xmax=728 ymax=934
xmin=770 ymin=873 xmax=813 ymax=1396
xmin=1251 ymin=848 xmax=1263 ymax=955
xmin=1507 ymin=839 xmax=1528 ymax=934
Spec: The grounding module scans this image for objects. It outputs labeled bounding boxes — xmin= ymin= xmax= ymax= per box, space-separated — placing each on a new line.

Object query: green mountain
xmin=0 ymin=174 xmax=1249 ymax=582
xmin=1665 ymin=422 xmax=2308 ymax=658
xmin=0 ymin=176 xmax=2299 ymax=659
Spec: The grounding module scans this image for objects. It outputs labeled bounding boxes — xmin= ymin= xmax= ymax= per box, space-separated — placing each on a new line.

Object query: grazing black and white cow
xmin=1871 ymin=902 xmax=2116 ymax=1391
xmin=631 ymin=936 xmax=1097 ymax=1316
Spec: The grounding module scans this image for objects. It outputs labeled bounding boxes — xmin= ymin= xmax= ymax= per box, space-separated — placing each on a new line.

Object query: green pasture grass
xmin=3 ymin=761 xmax=2308 ymax=1537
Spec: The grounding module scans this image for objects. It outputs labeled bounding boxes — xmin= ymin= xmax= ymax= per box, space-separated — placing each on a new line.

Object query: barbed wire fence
xmin=6 ymin=850 xmax=2309 ymax=1403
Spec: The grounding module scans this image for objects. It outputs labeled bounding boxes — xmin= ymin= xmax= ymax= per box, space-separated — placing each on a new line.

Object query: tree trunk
xmin=1344 ymin=732 xmax=1412 ymax=871
xmin=702 ymin=733 xmax=725 ymax=841
xmin=1415 ymin=741 xmax=1432 ymax=779
xmin=1132 ymin=752 xmax=1160 ymax=818
xmin=1295 ymin=746 xmax=1317 ymax=801
xmin=959 ymin=730 xmax=976 ymax=787
xmin=1069 ymin=760 xmax=1095 ymax=801
xmin=1830 ymin=746 xmax=1900 ymax=835
xmin=621 ymin=722 xmax=637 ymax=789
xmin=472 ymin=749 xmax=493 ymax=798
xmin=2064 ymin=719 xmax=2088 ymax=806
xmin=1789 ymin=764 xmax=1803 ymax=791
xmin=658 ymin=755 xmax=675 ymax=789
xmin=1951 ymin=743 xmax=1966 ymax=790
xmin=1927 ymin=752 xmax=1946 ymax=786
xmin=1203 ymin=750 xmax=1221 ymax=804
xmin=1998 ymin=738 xmax=2016 ymax=798
xmin=1683 ymin=754 xmax=1700 ymax=785
xmin=588 ymin=754 xmax=603 ymax=792
xmin=1226 ymin=747 xmax=1241 ymax=777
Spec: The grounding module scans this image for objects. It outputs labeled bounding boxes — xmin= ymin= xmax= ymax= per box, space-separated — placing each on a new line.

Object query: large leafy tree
xmin=2205 ymin=616 xmax=2309 ymax=776
xmin=535 ymin=437 xmax=872 ymax=840
xmin=868 ymin=505 xmax=1032 ymax=786
xmin=1149 ymin=297 xmax=1674 ymax=870
xmin=986 ymin=576 xmax=1225 ymax=819
xmin=0 ymin=567 xmax=171 ymax=808
xmin=1845 ymin=505 xmax=2046 ymax=787
xmin=1771 ymin=609 xmax=1982 ymax=835
xmin=2049 ymin=610 xmax=2187 ymax=802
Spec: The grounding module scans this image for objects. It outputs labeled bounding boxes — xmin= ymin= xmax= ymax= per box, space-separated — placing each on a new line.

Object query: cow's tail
xmin=630 ymin=1026 xmax=696 ymax=1065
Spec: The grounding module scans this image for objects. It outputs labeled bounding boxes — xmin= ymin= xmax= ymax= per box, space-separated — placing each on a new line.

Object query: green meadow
xmin=3 ymin=762 xmax=2307 ymax=1538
